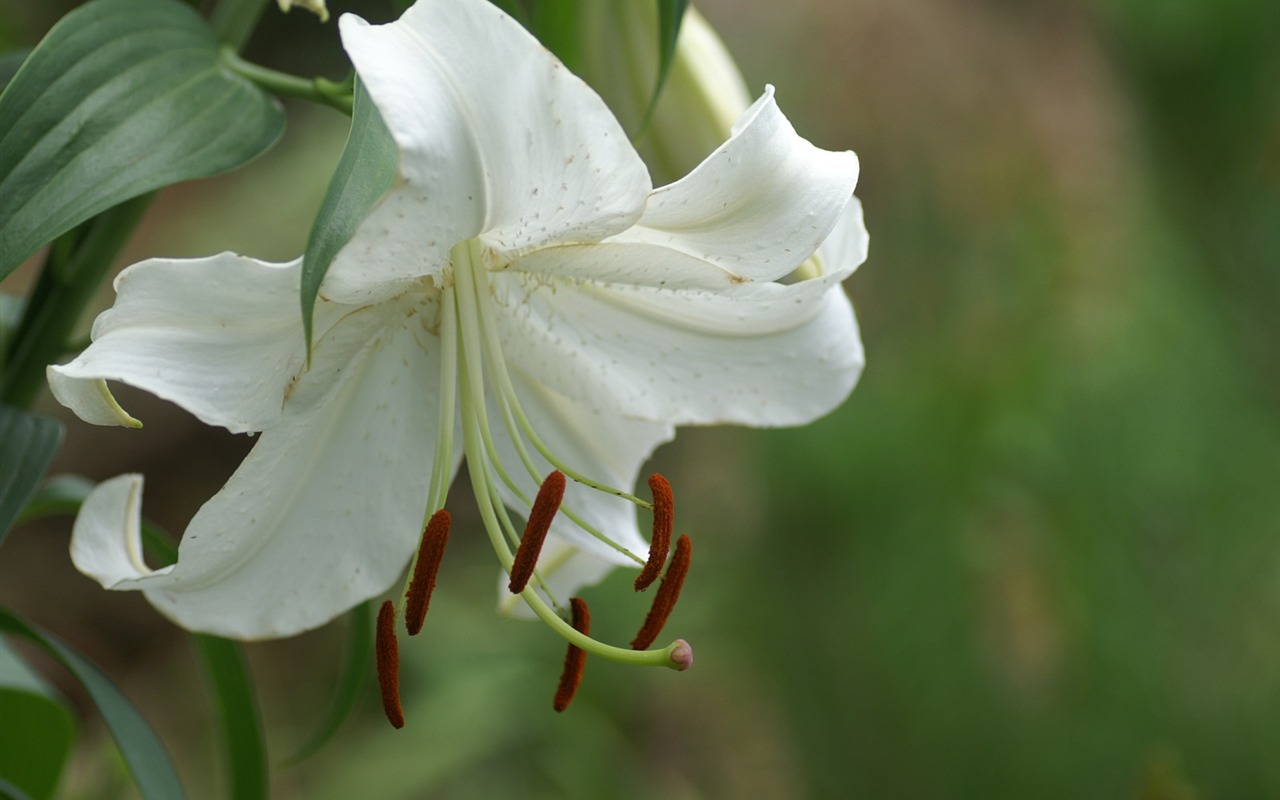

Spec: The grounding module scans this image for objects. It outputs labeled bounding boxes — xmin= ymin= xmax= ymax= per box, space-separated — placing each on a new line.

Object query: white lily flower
xmin=47 ymin=0 xmax=865 ymax=669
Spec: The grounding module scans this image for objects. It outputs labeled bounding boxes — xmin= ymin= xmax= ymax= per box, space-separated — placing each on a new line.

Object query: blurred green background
xmin=1 ymin=0 xmax=1277 ymax=797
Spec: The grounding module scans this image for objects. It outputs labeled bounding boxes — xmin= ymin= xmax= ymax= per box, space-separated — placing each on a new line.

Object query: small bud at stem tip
xmin=554 ymin=596 xmax=591 ymax=712
xmin=631 ymin=534 xmax=692 ymax=650
xmin=635 ymin=474 xmax=674 ymax=591
xmin=509 ymin=470 xmax=566 ymax=594
xmin=669 ymin=639 xmax=694 ymax=671
xmin=405 ymin=509 xmax=451 ymax=635
xmin=375 ymin=600 xmax=405 ymax=729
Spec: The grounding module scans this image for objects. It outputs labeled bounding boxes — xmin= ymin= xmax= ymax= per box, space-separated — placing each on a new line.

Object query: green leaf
xmin=0 ymin=610 xmax=186 ymax=800
xmin=300 ymin=79 xmax=397 ymax=353
xmin=0 ymin=638 xmax=75 ymax=800
xmin=526 ymin=0 xmax=582 ymax=73
xmin=13 ymin=474 xmax=94 ymax=526
xmin=21 ymin=476 xmax=267 ymax=798
xmin=0 ymin=405 xmax=63 ymax=545
xmin=640 ymin=0 xmax=690 ymax=133
xmin=0 ymin=0 xmax=285 ymax=280
xmin=283 ymin=602 xmax=373 ymax=764
xmin=194 ymin=636 xmax=267 ymax=800
xmin=0 ymin=294 xmax=24 ymax=357
xmin=0 ymin=49 xmax=31 ymax=94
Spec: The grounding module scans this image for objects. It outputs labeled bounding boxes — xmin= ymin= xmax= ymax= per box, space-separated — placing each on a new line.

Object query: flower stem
xmin=220 ymin=48 xmax=355 ymax=114
xmin=1 ymin=194 xmax=153 ymax=410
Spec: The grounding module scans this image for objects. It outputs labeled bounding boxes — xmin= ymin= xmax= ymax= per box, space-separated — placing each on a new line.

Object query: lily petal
xmin=48 ymin=254 xmax=333 ymax=434
xmin=329 ymin=0 xmax=651 ymax=303
xmin=70 ymin=311 xmax=456 ymax=639
xmin=71 ymin=474 xmax=173 ymax=589
xmin=516 ymin=194 xmax=870 ymax=292
xmin=611 ymin=87 xmax=860 ymax=283
xmin=814 ymin=196 xmax=870 ymax=278
xmin=492 ymin=264 xmax=863 ymax=428
xmin=511 ymin=241 xmax=743 ymax=291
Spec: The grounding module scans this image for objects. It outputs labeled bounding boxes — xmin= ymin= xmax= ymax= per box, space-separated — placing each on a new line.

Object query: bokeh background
xmin=2 ymin=0 xmax=1277 ymax=797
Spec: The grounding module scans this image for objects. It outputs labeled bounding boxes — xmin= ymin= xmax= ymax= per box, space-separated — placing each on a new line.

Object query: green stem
xmin=221 ymin=48 xmax=354 ymax=114
xmin=1 ymin=194 xmax=153 ymax=410
xmin=210 ymin=0 xmax=269 ymax=53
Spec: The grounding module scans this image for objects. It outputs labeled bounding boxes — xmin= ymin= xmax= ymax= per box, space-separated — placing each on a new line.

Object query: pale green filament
xmin=448 ymin=241 xmax=683 ymax=668
xmin=453 ymin=241 xmax=645 ymax=564
xmin=397 ymin=290 xmax=459 ymax=615
xmin=476 ymin=281 xmax=652 ymax=510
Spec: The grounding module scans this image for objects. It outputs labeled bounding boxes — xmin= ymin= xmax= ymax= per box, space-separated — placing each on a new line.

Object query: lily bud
xmin=277 ymin=0 xmax=329 ymax=23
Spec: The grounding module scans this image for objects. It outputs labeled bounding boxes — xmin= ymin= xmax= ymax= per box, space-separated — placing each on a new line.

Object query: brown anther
xmin=405 ymin=509 xmax=451 ymax=635
xmin=509 ymin=470 xmax=566 ymax=594
xmin=554 ymin=596 xmax=591 ymax=713
xmin=375 ymin=600 xmax=405 ymax=729
xmin=630 ymin=534 xmax=692 ymax=650
xmin=635 ymin=474 xmax=674 ymax=591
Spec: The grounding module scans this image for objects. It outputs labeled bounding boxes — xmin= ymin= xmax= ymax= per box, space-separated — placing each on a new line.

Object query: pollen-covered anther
xmin=375 ymin=600 xmax=405 ymax=729
xmin=631 ymin=534 xmax=692 ymax=650
xmin=405 ymin=509 xmax=451 ymax=636
xmin=554 ymin=596 xmax=591 ymax=712
xmin=509 ymin=470 xmax=566 ymax=594
xmin=635 ymin=474 xmax=674 ymax=592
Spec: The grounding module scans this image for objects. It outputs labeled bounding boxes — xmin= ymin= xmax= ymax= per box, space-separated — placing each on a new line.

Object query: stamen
xmin=405 ymin=509 xmax=451 ymax=636
xmin=553 ymin=596 xmax=591 ymax=712
xmin=508 ymin=470 xmax=566 ymax=594
xmin=635 ymin=474 xmax=674 ymax=591
xmin=631 ymin=535 xmax=692 ymax=650
xmin=375 ymin=600 xmax=405 ymax=729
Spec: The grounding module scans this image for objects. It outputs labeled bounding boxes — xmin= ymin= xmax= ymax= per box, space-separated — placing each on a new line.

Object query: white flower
xmin=47 ymin=0 xmax=866 ymax=654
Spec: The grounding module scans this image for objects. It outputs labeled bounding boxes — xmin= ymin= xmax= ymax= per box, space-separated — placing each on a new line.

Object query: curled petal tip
xmin=669 ymin=639 xmax=694 ymax=672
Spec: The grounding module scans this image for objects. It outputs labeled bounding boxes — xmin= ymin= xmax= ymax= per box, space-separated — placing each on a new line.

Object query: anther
xmin=509 ymin=470 xmax=566 ymax=594
xmin=554 ymin=596 xmax=590 ymax=712
xmin=375 ymin=600 xmax=405 ymax=729
xmin=405 ymin=509 xmax=451 ymax=635
xmin=635 ymin=474 xmax=674 ymax=591
xmin=631 ymin=534 xmax=692 ymax=650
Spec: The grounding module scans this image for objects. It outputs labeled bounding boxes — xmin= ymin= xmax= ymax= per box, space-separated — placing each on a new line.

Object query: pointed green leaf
xmin=641 ymin=0 xmax=690 ymax=132
xmin=194 ymin=635 xmax=267 ymax=800
xmin=0 ymin=610 xmax=186 ymax=800
xmin=0 ymin=638 xmax=75 ymax=800
xmin=0 ymin=49 xmax=31 ymax=94
xmin=300 ymin=80 xmax=397 ymax=352
xmin=0 ymin=0 xmax=285 ymax=279
xmin=526 ymin=0 xmax=582 ymax=73
xmin=283 ymin=602 xmax=372 ymax=764
xmin=0 ymin=405 xmax=63 ymax=545
xmin=14 ymin=474 xmax=94 ymax=526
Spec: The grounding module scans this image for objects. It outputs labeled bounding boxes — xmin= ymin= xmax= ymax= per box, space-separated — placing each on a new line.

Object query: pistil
xmin=449 ymin=239 xmax=694 ymax=671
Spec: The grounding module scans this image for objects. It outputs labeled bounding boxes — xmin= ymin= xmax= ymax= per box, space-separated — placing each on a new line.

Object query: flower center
xmin=373 ymin=240 xmax=694 ymax=725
